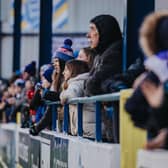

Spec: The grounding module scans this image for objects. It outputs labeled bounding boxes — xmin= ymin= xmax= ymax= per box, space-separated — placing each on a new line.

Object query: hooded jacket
xmin=60 ymin=73 xmax=89 ymax=101
xmin=60 ymin=73 xmax=96 ymax=138
xmin=84 ymin=15 xmax=123 ymax=96
xmin=85 ymin=41 xmax=122 ymax=96
xmin=101 ymin=57 xmax=145 ymax=93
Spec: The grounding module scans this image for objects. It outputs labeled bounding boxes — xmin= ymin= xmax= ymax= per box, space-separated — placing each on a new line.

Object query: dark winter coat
xmin=34 ymin=90 xmax=60 ymax=130
xmin=125 ymin=72 xmax=168 ymax=138
xmin=101 ymin=57 xmax=145 ymax=93
xmin=29 ymin=88 xmax=60 ymax=132
xmin=35 ymin=106 xmax=52 ymax=132
xmin=84 ymin=40 xmax=122 ymax=96
xmin=30 ymin=89 xmax=44 ymax=110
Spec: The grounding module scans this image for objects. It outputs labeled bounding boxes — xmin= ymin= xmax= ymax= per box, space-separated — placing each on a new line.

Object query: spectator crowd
xmin=0 ymin=11 xmax=168 ymax=150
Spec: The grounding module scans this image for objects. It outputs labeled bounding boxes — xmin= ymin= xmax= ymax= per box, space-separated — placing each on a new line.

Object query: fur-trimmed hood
xmin=139 ymin=11 xmax=168 ymax=57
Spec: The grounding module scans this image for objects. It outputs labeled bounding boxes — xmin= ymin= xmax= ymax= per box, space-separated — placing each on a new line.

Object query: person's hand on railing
xmin=43 ymin=90 xmax=60 ymax=101
xmin=60 ymin=98 xmax=67 ymax=105
xmin=29 ymin=124 xmax=39 ymax=136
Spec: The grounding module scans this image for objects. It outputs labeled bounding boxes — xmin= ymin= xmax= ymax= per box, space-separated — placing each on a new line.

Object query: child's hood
xmin=68 ymin=72 xmax=89 ymax=83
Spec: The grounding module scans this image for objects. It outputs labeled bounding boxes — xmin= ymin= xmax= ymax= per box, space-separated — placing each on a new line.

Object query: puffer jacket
xmin=60 ymin=73 xmax=89 ymax=101
xmin=60 ymin=73 xmax=96 ymax=138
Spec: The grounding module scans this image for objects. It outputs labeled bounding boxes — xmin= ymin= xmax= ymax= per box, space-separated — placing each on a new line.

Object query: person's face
xmin=77 ymin=49 xmax=89 ymax=62
xmin=22 ymin=72 xmax=29 ymax=80
xmin=52 ymin=58 xmax=61 ymax=73
xmin=63 ymin=66 xmax=71 ymax=81
xmin=86 ymin=23 xmax=99 ymax=49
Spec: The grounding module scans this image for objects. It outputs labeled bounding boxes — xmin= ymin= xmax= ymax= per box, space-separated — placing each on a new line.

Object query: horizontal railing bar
xmin=44 ymin=100 xmax=60 ymax=105
xmin=69 ymin=92 xmax=120 ymax=104
xmin=44 ymin=92 xmax=120 ymax=105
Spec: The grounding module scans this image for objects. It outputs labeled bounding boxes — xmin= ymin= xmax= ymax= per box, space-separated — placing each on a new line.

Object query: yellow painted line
xmin=53 ymin=3 xmax=68 ymax=19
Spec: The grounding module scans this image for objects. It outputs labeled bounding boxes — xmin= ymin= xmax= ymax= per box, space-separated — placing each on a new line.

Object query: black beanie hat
xmin=155 ymin=16 xmax=168 ymax=52
xmin=90 ymin=14 xmax=122 ymax=53
xmin=24 ymin=61 xmax=36 ymax=76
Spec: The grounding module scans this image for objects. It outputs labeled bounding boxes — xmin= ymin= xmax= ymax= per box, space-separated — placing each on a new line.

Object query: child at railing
xmin=29 ymin=39 xmax=75 ymax=135
xmin=28 ymin=67 xmax=54 ymax=126
xmin=60 ymin=60 xmax=96 ymax=137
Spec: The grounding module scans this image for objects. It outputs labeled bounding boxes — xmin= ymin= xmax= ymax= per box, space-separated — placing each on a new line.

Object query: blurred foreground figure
xmin=125 ymin=11 xmax=168 ymax=149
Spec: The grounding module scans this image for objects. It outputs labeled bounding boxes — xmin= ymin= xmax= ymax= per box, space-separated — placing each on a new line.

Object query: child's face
xmin=77 ymin=49 xmax=89 ymax=62
xmin=63 ymin=66 xmax=71 ymax=81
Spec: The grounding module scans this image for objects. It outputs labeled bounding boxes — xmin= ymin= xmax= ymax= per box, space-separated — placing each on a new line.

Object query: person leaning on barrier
xmin=83 ymin=15 xmax=124 ymax=142
xmin=60 ymin=60 xmax=96 ymax=138
xmin=29 ymin=67 xmax=56 ymax=135
xmin=29 ymin=39 xmax=75 ymax=136
xmin=125 ymin=11 xmax=168 ymax=149
xmin=84 ymin=14 xmax=123 ymax=96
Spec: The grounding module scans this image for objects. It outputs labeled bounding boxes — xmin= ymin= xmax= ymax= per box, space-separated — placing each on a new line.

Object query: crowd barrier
xmin=0 ymin=124 xmax=18 ymax=168
xmin=0 ymin=123 xmax=120 ymax=168
xmin=120 ymin=89 xmax=147 ymax=168
xmin=137 ymin=149 xmax=168 ymax=168
xmin=46 ymin=92 xmax=120 ymax=142
xmin=2 ymin=90 xmax=167 ymax=168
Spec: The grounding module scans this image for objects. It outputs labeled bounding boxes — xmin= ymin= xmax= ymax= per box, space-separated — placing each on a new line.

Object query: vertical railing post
xmin=95 ymin=101 xmax=102 ymax=142
xmin=13 ymin=0 xmax=21 ymax=71
xmin=77 ymin=103 xmax=83 ymax=137
xmin=39 ymin=0 xmax=52 ymax=67
xmin=0 ymin=2 xmax=2 ymax=76
xmin=63 ymin=104 xmax=69 ymax=133
xmin=51 ymin=104 xmax=57 ymax=131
